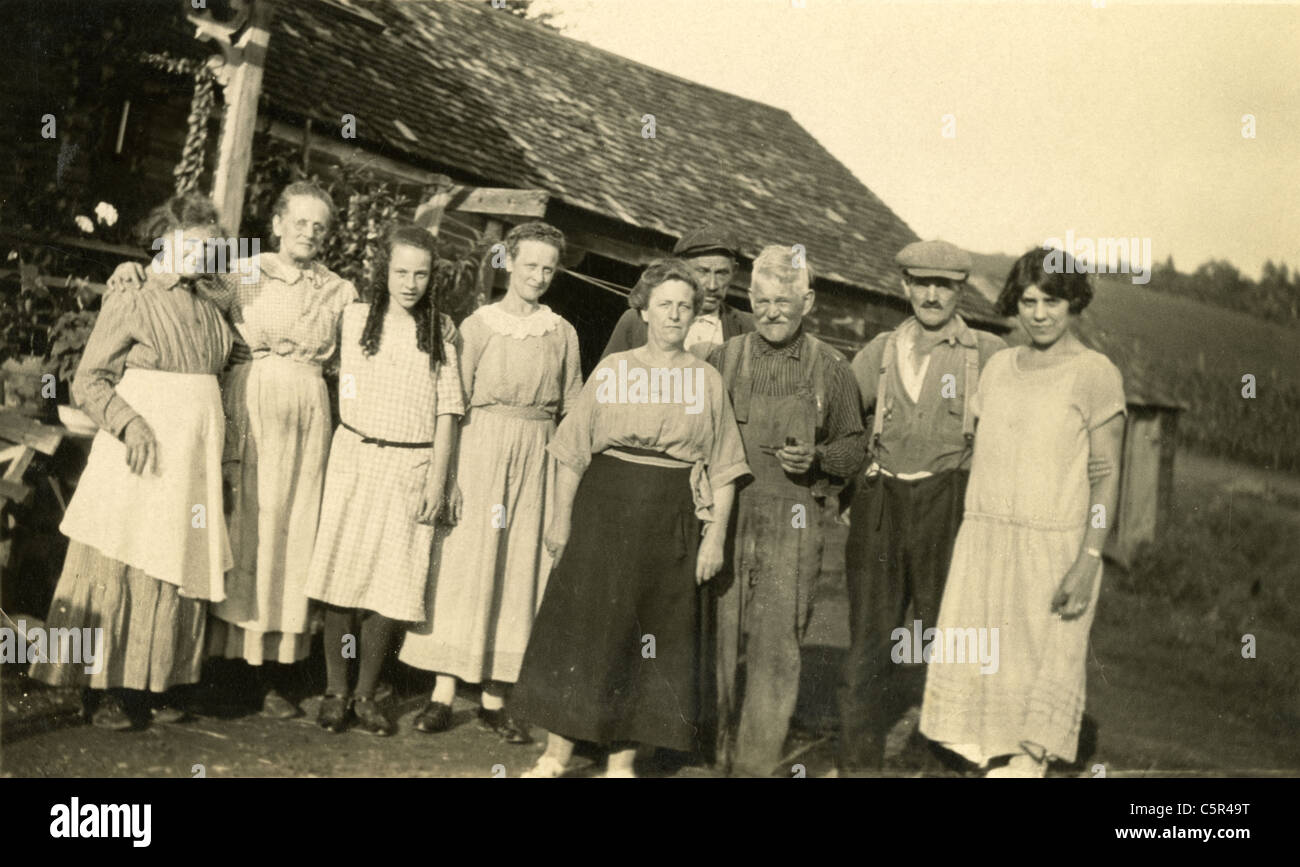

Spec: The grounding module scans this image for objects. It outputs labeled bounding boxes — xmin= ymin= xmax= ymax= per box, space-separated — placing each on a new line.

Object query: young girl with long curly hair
xmin=303 ymin=223 xmax=464 ymax=735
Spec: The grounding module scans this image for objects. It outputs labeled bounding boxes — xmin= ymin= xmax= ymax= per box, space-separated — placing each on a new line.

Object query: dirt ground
xmin=3 ymin=448 xmax=1297 ymax=778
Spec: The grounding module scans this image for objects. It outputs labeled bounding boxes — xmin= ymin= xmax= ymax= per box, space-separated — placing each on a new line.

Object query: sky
xmin=529 ymin=0 xmax=1300 ymax=279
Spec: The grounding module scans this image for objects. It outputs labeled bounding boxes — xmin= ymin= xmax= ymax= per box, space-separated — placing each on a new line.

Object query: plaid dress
xmin=304 ymin=303 xmax=464 ymax=621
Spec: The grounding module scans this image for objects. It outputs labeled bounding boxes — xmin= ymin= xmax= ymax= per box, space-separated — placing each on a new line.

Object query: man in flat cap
xmin=601 ymin=225 xmax=755 ymax=360
xmin=836 ymin=239 xmax=1006 ymax=773
xmin=708 ymin=245 xmax=865 ymax=776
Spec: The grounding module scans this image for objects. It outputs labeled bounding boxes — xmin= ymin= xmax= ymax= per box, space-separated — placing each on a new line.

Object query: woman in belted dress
xmin=399 ymin=222 xmax=581 ymax=743
xmin=305 ymin=223 xmax=463 ymax=736
xmin=509 ymin=258 xmax=750 ymax=777
xmin=30 ymin=193 xmax=233 ymax=729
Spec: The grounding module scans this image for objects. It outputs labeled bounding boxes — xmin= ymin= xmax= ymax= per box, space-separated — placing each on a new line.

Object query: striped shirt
xmin=75 ymin=272 xmax=233 ymax=436
xmin=708 ymin=331 xmax=865 ymax=478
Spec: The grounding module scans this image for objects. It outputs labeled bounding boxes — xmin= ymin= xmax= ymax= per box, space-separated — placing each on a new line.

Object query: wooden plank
xmin=0 ymin=478 xmax=30 ymax=503
xmin=211 ymin=2 xmax=274 ymax=234
xmin=267 ymin=120 xmax=443 ymax=187
xmin=3 ymin=446 xmax=35 ymax=480
xmin=0 ymin=268 xmax=108 ymax=297
xmin=0 ymin=414 xmax=64 ymax=455
xmin=453 ymin=188 xmax=549 ymax=219
xmin=0 ymin=443 xmax=26 ymax=463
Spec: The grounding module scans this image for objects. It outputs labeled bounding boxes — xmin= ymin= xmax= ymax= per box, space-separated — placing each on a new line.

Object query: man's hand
xmin=122 ymin=417 xmax=157 ymax=475
xmin=776 ymin=441 xmax=814 ymax=475
xmin=107 ymin=261 xmax=148 ymax=294
xmin=1050 ymin=556 xmax=1100 ymax=620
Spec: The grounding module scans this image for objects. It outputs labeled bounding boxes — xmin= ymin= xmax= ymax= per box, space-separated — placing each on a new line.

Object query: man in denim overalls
xmin=709 ymin=246 xmax=866 ymax=776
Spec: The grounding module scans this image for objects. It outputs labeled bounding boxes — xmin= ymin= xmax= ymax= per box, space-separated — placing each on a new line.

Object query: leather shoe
xmin=477 ymin=707 xmax=532 ymax=744
xmin=412 ymin=700 xmax=452 ymax=734
xmin=318 ymin=694 xmax=351 ymax=733
xmin=352 ymin=697 xmax=395 ymax=736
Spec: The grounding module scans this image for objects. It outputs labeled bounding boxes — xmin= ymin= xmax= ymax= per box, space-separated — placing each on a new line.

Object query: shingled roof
xmin=255 ymin=0 xmax=1003 ymax=326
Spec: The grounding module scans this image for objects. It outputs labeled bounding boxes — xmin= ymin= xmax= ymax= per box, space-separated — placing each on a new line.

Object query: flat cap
xmin=895 ymin=239 xmax=971 ymax=280
xmin=673 ymin=225 xmax=740 ymax=259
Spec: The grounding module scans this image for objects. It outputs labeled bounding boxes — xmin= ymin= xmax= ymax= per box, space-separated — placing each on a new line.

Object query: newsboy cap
xmin=895 ymin=239 xmax=972 ymax=280
xmin=673 ymin=225 xmax=740 ymax=259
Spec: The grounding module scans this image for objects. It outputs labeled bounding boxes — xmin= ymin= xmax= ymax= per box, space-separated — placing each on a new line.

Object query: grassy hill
xmin=968 ymin=252 xmax=1300 ymax=470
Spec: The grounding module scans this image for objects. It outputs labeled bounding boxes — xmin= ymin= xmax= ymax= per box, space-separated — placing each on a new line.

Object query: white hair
xmin=750 ymin=245 xmax=811 ymax=296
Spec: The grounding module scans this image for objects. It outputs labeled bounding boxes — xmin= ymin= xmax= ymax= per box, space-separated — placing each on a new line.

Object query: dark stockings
xmin=322 ymin=604 xmax=400 ymax=699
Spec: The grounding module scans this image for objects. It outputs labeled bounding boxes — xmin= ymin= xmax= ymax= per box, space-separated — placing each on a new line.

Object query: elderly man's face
xmin=687 ymin=254 xmax=735 ymax=315
xmin=750 ymin=276 xmax=814 ymax=346
xmin=904 ymin=275 xmax=963 ymax=329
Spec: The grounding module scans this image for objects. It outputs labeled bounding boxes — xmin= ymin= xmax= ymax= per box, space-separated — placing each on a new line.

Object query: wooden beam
xmin=0 ymin=414 xmax=64 ymax=455
xmin=267 ymin=120 xmax=443 ymax=187
xmin=2 ymin=445 xmax=35 ymax=479
xmin=0 ymin=477 xmax=30 ymax=505
xmin=452 ymin=188 xmax=549 ymax=219
xmin=209 ymin=0 xmax=275 ymax=234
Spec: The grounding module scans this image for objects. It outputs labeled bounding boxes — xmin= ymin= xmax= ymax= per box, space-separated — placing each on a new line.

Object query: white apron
xmin=60 ymin=368 xmax=231 ymax=601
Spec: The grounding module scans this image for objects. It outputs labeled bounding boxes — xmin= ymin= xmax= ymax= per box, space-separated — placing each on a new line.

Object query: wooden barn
xmin=5 ymin=0 xmax=1007 ymax=368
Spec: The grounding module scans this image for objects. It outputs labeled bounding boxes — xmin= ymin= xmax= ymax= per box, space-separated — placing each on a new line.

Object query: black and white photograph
xmin=0 ymin=0 xmax=1295 ymax=830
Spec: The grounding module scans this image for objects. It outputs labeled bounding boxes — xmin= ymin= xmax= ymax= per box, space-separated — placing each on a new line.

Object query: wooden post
xmin=478 ymin=218 xmax=505 ymax=309
xmin=197 ymin=0 xmax=275 ymax=235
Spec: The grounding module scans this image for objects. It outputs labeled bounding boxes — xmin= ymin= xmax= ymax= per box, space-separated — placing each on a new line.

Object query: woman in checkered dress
xmin=304 ymin=224 xmax=463 ymax=735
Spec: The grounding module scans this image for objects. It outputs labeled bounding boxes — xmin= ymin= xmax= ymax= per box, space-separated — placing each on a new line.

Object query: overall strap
xmin=870 ymin=330 xmax=899 ymax=451
xmin=720 ymin=332 xmax=754 ymax=424
xmin=801 ymin=333 xmax=829 ymax=429
xmin=962 ymin=341 xmax=979 ymax=443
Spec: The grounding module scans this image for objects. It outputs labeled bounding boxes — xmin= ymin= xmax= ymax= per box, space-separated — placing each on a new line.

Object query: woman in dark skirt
xmin=510 ymin=259 xmax=750 ymax=777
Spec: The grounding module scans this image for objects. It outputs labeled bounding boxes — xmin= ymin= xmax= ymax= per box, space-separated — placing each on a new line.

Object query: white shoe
xmin=521 ymin=755 xmax=569 ymax=778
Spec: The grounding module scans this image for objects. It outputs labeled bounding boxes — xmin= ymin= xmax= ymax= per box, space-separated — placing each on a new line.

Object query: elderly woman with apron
xmin=30 ymin=193 xmax=233 ymax=729
xmin=509 ymin=258 xmax=750 ymax=777
xmin=105 ymin=180 xmax=357 ymax=718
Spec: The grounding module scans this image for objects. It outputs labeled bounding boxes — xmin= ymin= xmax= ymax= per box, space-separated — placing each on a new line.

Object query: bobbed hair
xmin=627 ymin=258 xmax=704 ymax=314
xmin=996 ymin=246 xmax=1094 ymax=316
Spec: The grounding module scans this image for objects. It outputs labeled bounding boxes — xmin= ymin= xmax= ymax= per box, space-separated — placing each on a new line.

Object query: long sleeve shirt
xmin=74 ymin=272 xmax=233 ymax=437
xmin=708 ymin=330 xmax=866 ymax=478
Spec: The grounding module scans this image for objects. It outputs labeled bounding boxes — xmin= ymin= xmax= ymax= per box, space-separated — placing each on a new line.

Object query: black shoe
xmin=352 ymin=697 xmax=394 ymax=736
xmin=412 ymin=700 xmax=453 ymax=734
xmin=318 ymin=694 xmax=351 ymax=733
xmin=477 ymin=707 xmax=532 ymax=744
xmin=91 ymin=694 xmax=134 ymax=731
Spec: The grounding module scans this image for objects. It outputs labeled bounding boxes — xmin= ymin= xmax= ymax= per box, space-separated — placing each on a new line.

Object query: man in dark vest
xmin=836 ymin=239 xmax=1006 ymax=773
xmin=602 ymin=225 xmax=754 ymax=360
xmin=708 ymin=245 xmax=865 ymax=776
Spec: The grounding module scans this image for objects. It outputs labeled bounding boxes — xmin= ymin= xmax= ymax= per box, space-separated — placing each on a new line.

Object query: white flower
xmin=94 ymin=201 xmax=119 ymax=227
xmin=74 ymin=215 xmax=94 ymax=234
